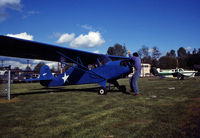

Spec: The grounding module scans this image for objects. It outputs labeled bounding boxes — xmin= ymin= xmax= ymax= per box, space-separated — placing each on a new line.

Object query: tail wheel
xmin=40 ymin=80 xmax=51 ymax=87
xmin=98 ymin=87 xmax=107 ymax=95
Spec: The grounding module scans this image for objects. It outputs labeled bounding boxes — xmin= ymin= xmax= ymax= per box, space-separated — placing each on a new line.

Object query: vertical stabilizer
xmin=40 ymin=65 xmax=54 ymax=80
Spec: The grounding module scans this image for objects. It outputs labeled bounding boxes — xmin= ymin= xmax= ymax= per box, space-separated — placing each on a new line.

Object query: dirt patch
xmin=178 ymin=98 xmax=200 ymax=137
xmin=0 ymin=97 xmax=20 ymax=104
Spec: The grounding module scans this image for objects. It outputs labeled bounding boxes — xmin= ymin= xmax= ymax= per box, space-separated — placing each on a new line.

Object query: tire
xmin=181 ymin=75 xmax=184 ymax=80
xmin=98 ymin=87 xmax=107 ymax=95
xmin=177 ymin=73 xmax=184 ymax=80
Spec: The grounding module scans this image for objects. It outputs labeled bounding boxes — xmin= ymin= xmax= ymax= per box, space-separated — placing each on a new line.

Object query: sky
xmin=0 ymin=0 xmax=200 ymax=69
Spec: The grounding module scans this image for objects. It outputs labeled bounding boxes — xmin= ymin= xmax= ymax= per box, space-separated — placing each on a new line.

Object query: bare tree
xmin=152 ymin=46 xmax=161 ymax=59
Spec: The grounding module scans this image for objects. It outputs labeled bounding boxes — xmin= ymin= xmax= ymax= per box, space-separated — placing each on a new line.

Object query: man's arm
xmin=128 ymin=50 xmax=132 ymax=58
xmin=128 ymin=50 xmax=136 ymax=60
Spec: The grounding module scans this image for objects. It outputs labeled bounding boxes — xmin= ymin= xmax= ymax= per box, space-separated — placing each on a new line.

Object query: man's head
xmin=133 ymin=52 xmax=139 ymax=57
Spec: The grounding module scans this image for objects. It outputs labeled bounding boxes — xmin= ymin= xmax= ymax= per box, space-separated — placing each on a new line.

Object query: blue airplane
xmin=0 ymin=35 xmax=133 ymax=95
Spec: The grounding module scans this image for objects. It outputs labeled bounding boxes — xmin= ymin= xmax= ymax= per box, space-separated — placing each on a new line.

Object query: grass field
xmin=1 ymin=77 xmax=200 ymax=137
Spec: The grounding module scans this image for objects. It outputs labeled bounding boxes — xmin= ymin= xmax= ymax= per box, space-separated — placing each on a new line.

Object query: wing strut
xmin=56 ymin=51 xmax=106 ymax=80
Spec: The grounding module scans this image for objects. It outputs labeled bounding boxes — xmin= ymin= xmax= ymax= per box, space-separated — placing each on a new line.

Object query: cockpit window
xmin=179 ymin=68 xmax=183 ymax=72
xmin=99 ymin=55 xmax=111 ymax=66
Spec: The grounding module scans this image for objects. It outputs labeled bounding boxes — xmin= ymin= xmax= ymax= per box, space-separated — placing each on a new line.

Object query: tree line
xmin=107 ymin=44 xmax=200 ymax=71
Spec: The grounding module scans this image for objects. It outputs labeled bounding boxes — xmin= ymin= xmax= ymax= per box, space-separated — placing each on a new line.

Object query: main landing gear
xmin=110 ymin=80 xmax=126 ymax=93
xmin=98 ymin=87 xmax=107 ymax=95
xmin=98 ymin=80 xmax=126 ymax=95
xmin=177 ymin=73 xmax=184 ymax=80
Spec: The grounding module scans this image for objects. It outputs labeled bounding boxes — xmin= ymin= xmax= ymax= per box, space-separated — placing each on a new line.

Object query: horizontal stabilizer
xmin=25 ymin=78 xmax=53 ymax=82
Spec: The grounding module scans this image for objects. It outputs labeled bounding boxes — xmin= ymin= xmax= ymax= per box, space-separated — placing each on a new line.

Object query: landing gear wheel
xmin=177 ymin=73 xmax=184 ymax=80
xmin=119 ymin=85 xmax=126 ymax=92
xmin=98 ymin=87 xmax=107 ymax=95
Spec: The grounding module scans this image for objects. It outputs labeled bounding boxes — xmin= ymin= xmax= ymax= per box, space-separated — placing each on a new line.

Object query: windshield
xmin=99 ymin=55 xmax=111 ymax=66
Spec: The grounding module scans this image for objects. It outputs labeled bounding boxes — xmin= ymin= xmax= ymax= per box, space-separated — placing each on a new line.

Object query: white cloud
xmin=45 ymin=61 xmax=58 ymax=69
xmin=23 ymin=10 xmax=40 ymax=19
xmin=0 ymin=0 xmax=21 ymax=7
xmin=4 ymin=60 xmax=27 ymax=69
xmin=148 ymin=48 xmax=153 ymax=53
xmin=186 ymin=46 xmax=192 ymax=52
xmin=32 ymin=59 xmax=44 ymax=64
xmin=81 ymin=25 xmax=93 ymax=30
xmin=32 ymin=60 xmax=58 ymax=69
xmin=0 ymin=0 xmax=22 ymax=22
xmin=53 ymin=32 xmax=61 ymax=38
xmin=56 ymin=33 xmax=75 ymax=44
xmin=70 ymin=31 xmax=105 ymax=48
xmin=7 ymin=60 xmax=58 ymax=70
xmin=48 ymin=32 xmax=61 ymax=39
xmin=6 ymin=32 xmax=33 ymax=40
xmin=93 ymin=50 xmax=99 ymax=54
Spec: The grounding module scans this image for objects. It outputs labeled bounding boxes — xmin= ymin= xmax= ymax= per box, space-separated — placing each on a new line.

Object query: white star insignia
xmin=62 ymin=73 xmax=69 ymax=83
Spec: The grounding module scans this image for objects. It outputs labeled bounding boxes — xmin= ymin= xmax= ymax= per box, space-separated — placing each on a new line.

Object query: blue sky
xmin=0 ymin=0 xmax=200 ymax=68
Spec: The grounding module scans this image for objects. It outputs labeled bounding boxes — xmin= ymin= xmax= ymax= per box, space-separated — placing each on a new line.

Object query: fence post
xmin=8 ymin=68 xmax=11 ymax=100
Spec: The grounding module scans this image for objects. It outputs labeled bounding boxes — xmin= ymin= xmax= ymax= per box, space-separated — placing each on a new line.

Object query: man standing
xmin=128 ymin=50 xmax=141 ymax=96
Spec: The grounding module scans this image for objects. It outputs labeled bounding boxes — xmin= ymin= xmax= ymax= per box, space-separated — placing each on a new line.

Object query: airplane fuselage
xmin=45 ymin=60 xmax=131 ymax=87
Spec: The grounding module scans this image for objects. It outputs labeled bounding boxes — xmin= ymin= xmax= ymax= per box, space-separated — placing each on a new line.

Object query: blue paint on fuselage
xmin=90 ymin=60 xmax=130 ymax=80
xmin=47 ymin=60 xmax=131 ymax=87
xmin=48 ymin=67 xmax=74 ymax=87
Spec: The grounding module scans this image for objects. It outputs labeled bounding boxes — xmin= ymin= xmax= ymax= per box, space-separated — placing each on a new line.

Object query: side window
xmin=179 ymin=68 xmax=183 ymax=72
xmin=99 ymin=55 xmax=111 ymax=66
xmin=120 ymin=60 xmax=128 ymax=67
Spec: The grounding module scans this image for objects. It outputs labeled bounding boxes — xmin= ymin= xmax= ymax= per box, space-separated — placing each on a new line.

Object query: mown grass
xmin=0 ymin=77 xmax=200 ymax=137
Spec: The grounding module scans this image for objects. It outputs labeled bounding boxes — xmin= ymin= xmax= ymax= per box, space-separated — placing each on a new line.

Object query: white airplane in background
xmin=151 ymin=67 xmax=197 ymax=80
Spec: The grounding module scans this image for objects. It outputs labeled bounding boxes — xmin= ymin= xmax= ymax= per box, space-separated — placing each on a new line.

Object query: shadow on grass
xmin=11 ymin=86 xmax=122 ymax=97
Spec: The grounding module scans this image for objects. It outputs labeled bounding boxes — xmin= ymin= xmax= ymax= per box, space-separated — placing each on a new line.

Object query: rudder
xmin=40 ymin=65 xmax=54 ymax=80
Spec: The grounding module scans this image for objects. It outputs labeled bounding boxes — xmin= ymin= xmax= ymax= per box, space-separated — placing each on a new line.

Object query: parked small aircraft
xmin=0 ymin=35 xmax=133 ymax=95
xmin=151 ymin=67 xmax=197 ymax=80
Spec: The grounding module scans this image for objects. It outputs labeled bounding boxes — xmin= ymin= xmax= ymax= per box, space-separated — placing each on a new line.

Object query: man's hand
xmin=128 ymin=50 xmax=131 ymax=54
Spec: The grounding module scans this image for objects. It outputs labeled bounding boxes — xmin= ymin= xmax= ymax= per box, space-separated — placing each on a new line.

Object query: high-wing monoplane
xmin=151 ymin=67 xmax=197 ymax=80
xmin=0 ymin=35 xmax=133 ymax=95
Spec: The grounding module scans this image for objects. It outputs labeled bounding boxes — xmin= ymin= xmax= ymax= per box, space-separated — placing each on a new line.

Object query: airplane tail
xmin=150 ymin=67 xmax=159 ymax=76
xmin=39 ymin=65 xmax=54 ymax=80
xmin=26 ymin=65 xmax=54 ymax=81
xmin=25 ymin=65 xmax=54 ymax=87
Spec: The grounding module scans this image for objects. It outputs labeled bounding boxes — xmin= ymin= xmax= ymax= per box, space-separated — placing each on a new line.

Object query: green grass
xmin=1 ymin=77 xmax=200 ymax=137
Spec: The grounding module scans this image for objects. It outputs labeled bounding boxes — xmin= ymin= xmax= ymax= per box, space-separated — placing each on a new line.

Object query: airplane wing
xmin=107 ymin=55 xmax=129 ymax=61
xmin=0 ymin=35 xmax=129 ymax=65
